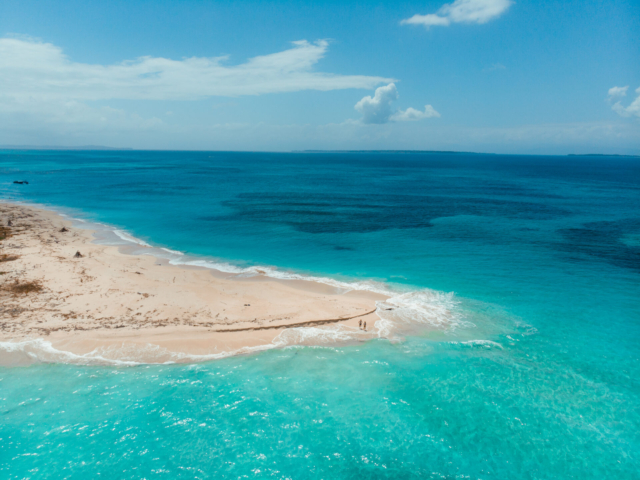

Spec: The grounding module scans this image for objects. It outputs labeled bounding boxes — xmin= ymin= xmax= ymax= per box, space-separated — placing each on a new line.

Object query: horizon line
xmin=0 ymin=145 xmax=638 ymax=158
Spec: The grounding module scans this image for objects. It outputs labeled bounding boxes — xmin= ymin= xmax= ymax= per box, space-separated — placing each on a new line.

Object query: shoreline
xmin=0 ymin=202 xmax=388 ymax=365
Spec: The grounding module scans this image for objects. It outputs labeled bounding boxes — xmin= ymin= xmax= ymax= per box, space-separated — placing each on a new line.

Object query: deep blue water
xmin=1 ymin=150 xmax=639 ymax=479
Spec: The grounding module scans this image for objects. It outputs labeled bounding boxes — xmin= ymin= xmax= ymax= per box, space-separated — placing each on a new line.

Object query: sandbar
xmin=0 ymin=202 xmax=385 ymax=363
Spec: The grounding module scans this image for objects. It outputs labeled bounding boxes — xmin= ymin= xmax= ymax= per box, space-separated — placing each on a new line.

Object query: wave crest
xmin=0 ymin=326 xmax=373 ymax=366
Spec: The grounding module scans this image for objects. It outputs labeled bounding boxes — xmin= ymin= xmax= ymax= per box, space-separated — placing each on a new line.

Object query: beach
xmin=0 ymin=202 xmax=384 ymax=363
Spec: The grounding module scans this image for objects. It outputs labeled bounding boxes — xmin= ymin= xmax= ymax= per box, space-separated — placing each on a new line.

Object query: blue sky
xmin=0 ymin=0 xmax=638 ymax=153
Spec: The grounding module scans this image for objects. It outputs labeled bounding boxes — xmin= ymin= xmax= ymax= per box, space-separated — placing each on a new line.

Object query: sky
xmin=0 ymin=0 xmax=639 ymax=154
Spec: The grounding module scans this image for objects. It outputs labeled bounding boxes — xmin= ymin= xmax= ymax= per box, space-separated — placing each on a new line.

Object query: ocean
xmin=1 ymin=150 xmax=639 ymax=479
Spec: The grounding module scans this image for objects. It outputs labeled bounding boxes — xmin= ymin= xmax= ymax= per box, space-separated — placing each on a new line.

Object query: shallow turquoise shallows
xmin=1 ymin=150 xmax=639 ymax=479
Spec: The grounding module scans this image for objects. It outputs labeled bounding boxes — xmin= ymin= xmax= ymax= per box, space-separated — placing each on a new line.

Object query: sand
xmin=0 ymin=202 xmax=386 ymax=363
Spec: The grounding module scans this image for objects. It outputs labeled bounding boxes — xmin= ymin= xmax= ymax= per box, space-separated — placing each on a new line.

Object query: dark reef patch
xmin=557 ymin=219 xmax=640 ymax=272
xmin=220 ymin=192 xmax=567 ymax=234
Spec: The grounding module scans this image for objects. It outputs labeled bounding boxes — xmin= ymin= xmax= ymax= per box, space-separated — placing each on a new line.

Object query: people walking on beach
xmin=363 ymin=321 xmax=367 ymax=331
xmin=359 ymin=319 xmax=362 ymax=329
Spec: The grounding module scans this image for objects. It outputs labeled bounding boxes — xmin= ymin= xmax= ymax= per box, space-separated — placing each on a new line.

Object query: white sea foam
xmin=0 ymin=338 xmax=141 ymax=366
xmin=170 ymin=258 xmax=393 ymax=296
xmin=0 ymin=337 xmax=278 ymax=366
xmin=161 ymin=247 xmax=184 ymax=256
xmin=450 ymin=340 xmax=503 ymax=350
xmin=113 ymin=229 xmax=152 ymax=247
xmin=0 ymin=328 xmax=369 ymax=366
xmin=376 ymin=289 xmax=465 ymax=334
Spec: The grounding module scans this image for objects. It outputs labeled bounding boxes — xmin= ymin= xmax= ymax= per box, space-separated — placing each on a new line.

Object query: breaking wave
xmin=112 ymin=229 xmax=152 ymax=247
xmin=449 ymin=339 xmax=504 ymax=350
xmin=0 ymin=325 xmax=376 ymax=366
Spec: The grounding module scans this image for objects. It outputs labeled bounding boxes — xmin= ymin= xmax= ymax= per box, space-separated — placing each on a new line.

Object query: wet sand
xmin=0 ymin=202 xmax=385 ymax=363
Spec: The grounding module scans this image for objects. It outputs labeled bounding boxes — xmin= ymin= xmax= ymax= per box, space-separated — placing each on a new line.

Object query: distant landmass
xmin=1 ymin=147 xmax=636 ymax=156
xmin=294 ymin=150 xmax=485 ymax=154
xmin=0 ymin=145 xmax=133 ymax=151
xmin=567 ymin=153 xmax=640 ymax=157
xmin=296 ymin=150 xmax=640 ymax=157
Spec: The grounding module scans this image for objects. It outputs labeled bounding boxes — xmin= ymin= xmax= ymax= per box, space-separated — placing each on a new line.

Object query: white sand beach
xmin=0 ymin=203 xmax=385 ymax=363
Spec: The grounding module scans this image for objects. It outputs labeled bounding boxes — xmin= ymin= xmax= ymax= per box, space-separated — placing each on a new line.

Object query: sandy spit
xmin=0 ymin=202 xmax=385 ymax=364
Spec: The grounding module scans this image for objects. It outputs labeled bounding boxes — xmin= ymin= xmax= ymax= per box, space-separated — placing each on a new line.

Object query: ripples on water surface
xmin=1 ymin=151 xmax=639 ymax=478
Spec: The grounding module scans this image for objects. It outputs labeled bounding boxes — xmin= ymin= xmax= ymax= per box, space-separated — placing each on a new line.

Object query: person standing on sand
xmin=363 ymin=321 xmax=367 ymax=331
xmin=359 ymin=319 xmax=362 ymax=329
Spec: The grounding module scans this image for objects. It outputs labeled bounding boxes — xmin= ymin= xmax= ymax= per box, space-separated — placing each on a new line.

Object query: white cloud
xmin=391 ymin=106 xmax=441 ymax=122
xmin=0 ymin=37 xmax=393 ymax=102
xmin=401 ymin=0 xmax=513 ymax=28
xmin=609 ymin=86 xmax=640 ymax=118
xmin=404 ymin=14 xmax=452 ymax=27
xmin=608 ymin=86 xmax=628 ymax=98
xmin=354 ymin=83 xmax=439 ymax=124
xmin=355 ymin=83 xmax=399 ymax=124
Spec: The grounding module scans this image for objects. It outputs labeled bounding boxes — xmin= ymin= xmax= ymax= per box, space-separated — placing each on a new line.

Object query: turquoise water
xmin=1 ymin=151 xmax=639 ymax=478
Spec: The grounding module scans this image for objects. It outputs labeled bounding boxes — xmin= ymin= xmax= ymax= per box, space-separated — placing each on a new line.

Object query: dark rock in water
xmin=60 ymin=227 xmax=68 ymax=233
xmin=13 ymin=181 xmax=28 ymax=185
xmin=74 ymin=251 xmax=83 ymax=258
